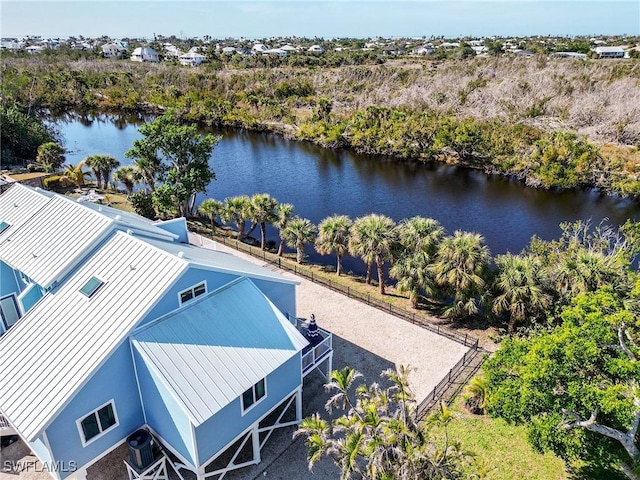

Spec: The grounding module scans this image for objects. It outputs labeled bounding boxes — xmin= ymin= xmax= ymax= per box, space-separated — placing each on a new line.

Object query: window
xmin=80 ymin=277 xmax=104 ymax=298
xmin=242 ymin=378 xmax=266 ymax=413
xmin=0 ymin=221 xmax=9 ymax=234
xmin=179 ymin=282 xmax=206 ymax=305
xmin=76 ymin=401 xmax=118 ymax=446
xmin=0 ymin=295 xmax=21 ymax=331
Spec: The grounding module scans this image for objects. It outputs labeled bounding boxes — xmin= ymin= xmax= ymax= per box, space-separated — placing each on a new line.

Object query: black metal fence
xmin=415 ymin=348 xmax=484 ymax=419
xmin=213 ymin=234 xmax=479 ymax=349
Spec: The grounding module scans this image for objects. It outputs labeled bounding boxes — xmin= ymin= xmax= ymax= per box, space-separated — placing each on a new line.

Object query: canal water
xmin=52 ymin=112 xmax=640 ymax=273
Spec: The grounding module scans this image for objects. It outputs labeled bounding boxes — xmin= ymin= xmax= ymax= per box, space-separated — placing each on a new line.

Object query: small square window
xmin=0 ymin=221 xmax=9 ymax=234
xmin=97 ymin=403 xmax=116 ymax=430
xmin=255 ymin=379 xmax=265 ymax=400
xmin=80 ymin=277 xmax=104 ymax=298
xmin=81 ymin=415 xmax=100 ymax=441
xmin=242 ymin=389 xmax=254 ymax=410
xmin=180 ymin=290 xmax=193 ymax=303
xmin=194 ymin=283 xmax=206 ymax=297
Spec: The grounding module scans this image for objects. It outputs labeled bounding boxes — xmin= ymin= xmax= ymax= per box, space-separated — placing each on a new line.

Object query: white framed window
xmin=241 ymin=378 xmax=267 ymax=414
xmin=76 ymin=400 xmax=119 ymax=447
xmin=178 ymin=281 xmax=207 ymax=305
xmin=0 ymin=294 xmax=21 ymax=331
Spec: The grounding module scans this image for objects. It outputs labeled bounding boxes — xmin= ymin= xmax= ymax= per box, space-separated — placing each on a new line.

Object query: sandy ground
xmin=0 ymin=238 xmax=470 ymax=480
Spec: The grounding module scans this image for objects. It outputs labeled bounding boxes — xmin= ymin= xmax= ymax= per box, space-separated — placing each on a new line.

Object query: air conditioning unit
xmin=127 ymin=429 xmax=154 ymax=471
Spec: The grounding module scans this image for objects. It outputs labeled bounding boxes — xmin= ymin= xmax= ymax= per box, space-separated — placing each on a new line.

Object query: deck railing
xmin=0 ymin=414 xmax=11 ymax=429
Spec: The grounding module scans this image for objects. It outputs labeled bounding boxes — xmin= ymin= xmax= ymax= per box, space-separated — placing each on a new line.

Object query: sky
xmin=1 ymin=1 xmax=639 ymax=39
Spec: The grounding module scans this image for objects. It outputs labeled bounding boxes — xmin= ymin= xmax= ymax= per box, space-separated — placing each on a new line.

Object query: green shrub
xmin=43 ymin=175 xmax=64 ymax=191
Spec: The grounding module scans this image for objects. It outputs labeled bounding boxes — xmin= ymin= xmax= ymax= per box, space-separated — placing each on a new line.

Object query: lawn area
xmin=443 ymin=398 xmax=568 ymax=480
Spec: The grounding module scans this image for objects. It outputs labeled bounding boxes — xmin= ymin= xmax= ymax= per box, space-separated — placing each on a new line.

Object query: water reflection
xmin=52 ymin=115 xmax=640 ymax=272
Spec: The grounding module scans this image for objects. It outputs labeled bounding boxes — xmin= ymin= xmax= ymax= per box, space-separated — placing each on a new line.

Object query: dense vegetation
xmin=2 ymin=55 xmax=639 ymax=195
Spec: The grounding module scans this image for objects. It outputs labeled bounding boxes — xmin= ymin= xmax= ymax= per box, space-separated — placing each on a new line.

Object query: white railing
xmin=302 ymin=334 xmax=332 ymax=373
xmin=0 ymin=414 xmax=16 ymax=436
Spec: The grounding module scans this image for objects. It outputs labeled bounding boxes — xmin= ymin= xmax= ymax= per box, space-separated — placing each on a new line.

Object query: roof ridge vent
xmin=177 ymin=251 xmax=185 ymax=258
xmin=115 ymin=214 xmax=122 ymax=221
xmin=126 ymin=229 xmax=133 ymax=235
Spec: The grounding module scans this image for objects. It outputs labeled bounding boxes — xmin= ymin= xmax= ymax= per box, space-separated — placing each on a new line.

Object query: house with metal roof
xmin=0 ymin=184 xmax=333 ymax=480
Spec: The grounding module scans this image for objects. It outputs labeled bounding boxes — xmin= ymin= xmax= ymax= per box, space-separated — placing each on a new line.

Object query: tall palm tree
xmin=390 ymin=251 xmax=433 ymax=308
xmin=349 ymin=214 xmax=397 ymax=294
xmin=84 ymin=155 xmax=104 ymax=188
xmin=274 ymin=203 xmax=294 ymax=257
xmin=433 ymin=230 xmax=491 ymax=319
xmin=248 ymin=193 xmax=279 ymax=250
xmin=85 ymin=154 xmax=120 ymax=189
xmin=60 ymin=161 xmax=90 ymax=187
xmin=390 ymin=217 xmax=444 ymax=307
xmin=315 ymin=215 xmax=352 ymax=276
xmin=126 ymin=140 xmax=162 ymax=191
xmin=198 ymin=198 xmax=223 ymax=237
xmin=220 ymin=195 xmax=252 ymax=240
xmin=112 ymin=166 xmax=139 ymax=195
xmin=493 ymin=253 xmax=549 ymax=333
xmin=100 ymin=155 xmax=120 ymax=190
xmin=281 ymin=217 xmax=317 ymax=264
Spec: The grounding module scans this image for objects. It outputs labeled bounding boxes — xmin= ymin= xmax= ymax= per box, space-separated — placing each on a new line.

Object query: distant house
xmin=552 ymin=51 xmax=588 ymax=60
xmin=25 ymin=45 xmax=45 ymax=54
xmin=101 ymin=42 xmax=127 ymax=59
xmin=179 ymin=50 xmax=206 ymax=66
xmin=513 ymin=49 xmax=535 ymax=58
xmin=163 ymin=43 xmax=181 ymax=58
xmin=251 ymin=43 xmax=268 ymax=54
xmin=307 ymin=44 xmax=325 ymax=53
xmin=264 ymin=48 xmax=287 ymax=57
xmin=221 ymin=46 xmax=237 ymax=55
xmin=0 ymin=184 xmax=332 ymax=480
xmin=412 ymin=45 xmax=435 ymax=55
xmin=593 ymin=46 xmax=625 ymax=58
xmin=130 ymin=46 xmax=159 ymax=62
xmin=281 ymin=44 xmax=298 ymax=52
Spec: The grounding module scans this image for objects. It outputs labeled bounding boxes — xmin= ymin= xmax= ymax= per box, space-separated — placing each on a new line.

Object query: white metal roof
xmin=131 ymin=278 xmax=307 ymax=426
xmin=0 ymin=195 xmax=113 ymax=288
xmin=142 ymin=236 xmax=298 ymax=285
xmin=0 ymin=184 xmax=51 ymax=240
xmin=0 ymin=231 xmax=187 ymax=441
xmin=0 ymin=186 xmax=178 ymax=288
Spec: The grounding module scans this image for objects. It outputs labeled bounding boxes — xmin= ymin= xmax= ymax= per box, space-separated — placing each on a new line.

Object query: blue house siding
xmin=0 ymin=261 xmax=20 ymax=297
xmin=28 ymin=436 xmax=57 ymax=479
xmin=45 ymin=342 xmax=145 ymax=478
xmin=194 ymin=354 xmax=301 ymax=463
xmin=18 ymin=283 xmax=44 ymax=312
xmin=154 ymin=218 xmax=188 ymax=243
xmin=138 ymin=269 xmax=236 ymax=326
xmin=132 ymin=348 xmax=196 ymax=466
xmin=250 ymin=279 xmax=296 ymax=317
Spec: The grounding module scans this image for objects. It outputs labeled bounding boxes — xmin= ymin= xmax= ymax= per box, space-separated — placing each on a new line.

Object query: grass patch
xmin=442 ymin=397 xmax=568 ymax=480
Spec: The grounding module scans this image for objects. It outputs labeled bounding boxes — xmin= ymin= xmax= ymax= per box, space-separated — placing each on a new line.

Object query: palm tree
xmin=315 ymin=215 xmax=352 ymax=275
xmin=84 ymin=155 xmax=104 ymax=188
xmin=274 ymin=203 xmax=294 ymax=257
xmin=198 ymin=198 xmax=223 ymax=236
xmin=462 ymin=376 xmax=489 ymax=415
xmin=100 ymin=155 xmax=120 ymax=190
xmin=349 ymin=214 xmax=397 ymax=294
xmin=85 ymin=154 xmax=120 ymax=189
xmin=390 ymin=217 xmax=444 ymax=307
xmin=248 ymin=193 xmax=278 ymax=250
xmin=126 ymin=140 xmax=162 ymax=191
xmin=281 ymin=217 xmax=317 ymax=264
xmin=433 ymin=231 xmax=491 ymax=319
xmin=60 ymin=161 xmax=90 ymax=187
xmin=36 ymin=142 xmax=66 ymax=172
xmin=295 ymin=366 xmax=467 ymax=480
xmin=112 ymin=166 xmax=139 ymax=195
xmin=220 ymin=195 xmax=252 ymax=240
xmin=493 ymin=253 xmax=549 ymax=333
